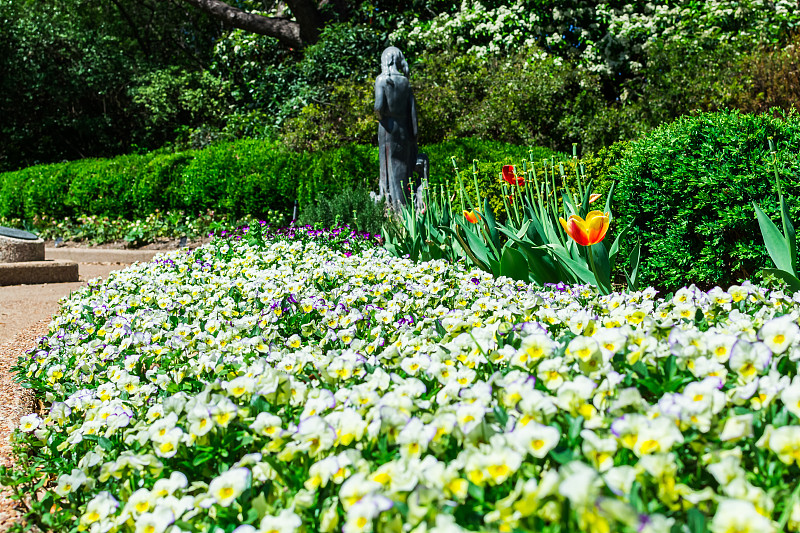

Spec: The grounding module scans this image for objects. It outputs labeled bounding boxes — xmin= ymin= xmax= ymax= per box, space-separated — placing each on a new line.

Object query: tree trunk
xmin=181 ymin=0 xmax=322 ymax=48
xmin=284 ymin=0 xmax=322 ymax=45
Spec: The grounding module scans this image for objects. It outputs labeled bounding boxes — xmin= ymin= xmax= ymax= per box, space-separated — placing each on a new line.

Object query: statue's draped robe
xmin=375 ymin=73 xmax=418 ymax=209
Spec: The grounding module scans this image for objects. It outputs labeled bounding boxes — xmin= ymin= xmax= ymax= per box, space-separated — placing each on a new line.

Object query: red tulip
xmin=502 ymin=165 xmax=524 ymax=186
xmin=464 ymin=210 xmax=480 ymax=224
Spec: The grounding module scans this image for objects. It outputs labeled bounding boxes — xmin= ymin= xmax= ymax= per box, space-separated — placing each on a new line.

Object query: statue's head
xmin=381 ymin=47 xmax=406 ymax=75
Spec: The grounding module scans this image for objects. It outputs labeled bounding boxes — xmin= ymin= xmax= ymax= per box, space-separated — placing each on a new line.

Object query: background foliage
xmin=5 ymin=0 xmax=800 ymax=171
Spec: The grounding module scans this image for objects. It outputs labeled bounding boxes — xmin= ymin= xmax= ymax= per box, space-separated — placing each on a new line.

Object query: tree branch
xmin=181 ymin=0 xmax=307 ymax=48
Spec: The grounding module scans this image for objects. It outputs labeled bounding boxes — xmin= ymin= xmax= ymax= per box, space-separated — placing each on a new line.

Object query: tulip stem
xmin=586 ymin=245 xmax=600 ymax=292
xmin=586 ymin=245 xmax=611 ymax=295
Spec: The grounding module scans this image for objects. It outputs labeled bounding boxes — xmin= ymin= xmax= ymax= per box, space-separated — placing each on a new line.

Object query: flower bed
xmin=7 ymin=232 xmax=800 ymax=533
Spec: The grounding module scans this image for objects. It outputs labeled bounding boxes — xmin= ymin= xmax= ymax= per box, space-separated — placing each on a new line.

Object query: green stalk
xmin=451 ymin=157 xmax=469 ymax=213
xmin=550 ymin=162 xmax=559 ymax=222
xmin=471 ymin=159 xmax=482 ymax=207
xmin=501 ymin=182 xmax=511 ymax=218
xmin=529 ymin=161 xmax=541 ymax=208
xmin=586 ymin=245 xmax=601 ymax=292
xmin=575 ymin=160 xmax=584 ymax=212
xmin=409 ymin=183 xmax=417 ymax=242
xmin=510 ymin=180 xmax=521 ymax=227
xmin=773 ymin=151 xmax=783 ymax=196
xmin=560 ymin=162 xmax=577 ymax=209
xmin=422 ymin=181 xmax=431 ymax=239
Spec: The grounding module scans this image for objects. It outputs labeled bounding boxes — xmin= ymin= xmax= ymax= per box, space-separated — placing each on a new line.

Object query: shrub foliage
xmin=611 ymin=110 xmax=800 ymax=292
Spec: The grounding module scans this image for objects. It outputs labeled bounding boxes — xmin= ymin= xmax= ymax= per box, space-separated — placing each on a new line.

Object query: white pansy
xmin=19 ymin=413 xmax=42 ymax=433
xmin=709 ymin=499 xmax=775 ymax=533
xmin=206 ymin=467 xmax=250 ymax=507
xmin=759 ymin=315 xmax=799 ymax=354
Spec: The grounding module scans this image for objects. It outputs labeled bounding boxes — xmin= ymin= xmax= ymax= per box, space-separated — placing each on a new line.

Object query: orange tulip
xmin=464 ymin=210 xmax=480 ymax=224
xmin=559 ymin=210 xmax=610 ymax=246
xmin=589 ymin=193 xmax=601 ymax=204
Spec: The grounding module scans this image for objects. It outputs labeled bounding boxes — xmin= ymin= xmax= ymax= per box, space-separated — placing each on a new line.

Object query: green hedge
xmin=611 ymin=110 xmax=800 ymax=292
xmin=0 ymin=138 xmax=554 ymax=222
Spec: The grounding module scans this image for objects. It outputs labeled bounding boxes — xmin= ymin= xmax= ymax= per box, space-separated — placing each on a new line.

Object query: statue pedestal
xmin=0 ymin=228 xmax=78 ymax=285
xmin=0 ymin=234 xmax=45 ymax=263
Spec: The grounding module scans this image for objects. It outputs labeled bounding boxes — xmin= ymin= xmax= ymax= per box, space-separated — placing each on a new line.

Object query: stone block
xmin=0 ymin=260 xmax=79 ymax=286
xmin=0 ymin=235 xmax=45 ymax=263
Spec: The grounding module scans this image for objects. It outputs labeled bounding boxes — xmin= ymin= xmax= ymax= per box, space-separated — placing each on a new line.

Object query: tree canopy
xmin=3 ymin=0 xmax=800 ymax=172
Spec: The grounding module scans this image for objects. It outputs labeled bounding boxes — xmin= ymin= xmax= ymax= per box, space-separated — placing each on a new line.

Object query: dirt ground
xmin=0 ymin=263 xmax=125 ymax=345
xmin=43 ymin=235 xmax=211 ymax=250
xmin=0 ymin=261 xmax=134 ymax=530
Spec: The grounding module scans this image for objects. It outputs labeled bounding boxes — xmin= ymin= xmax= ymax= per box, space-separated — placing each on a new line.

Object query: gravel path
xmin=0 ymin=321 xmax=47 ymax=530
xmin=0 ymin=262 xmax=132 ymax=530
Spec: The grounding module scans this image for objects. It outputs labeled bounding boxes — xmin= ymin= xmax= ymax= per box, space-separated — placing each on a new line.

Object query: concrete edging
xmin=45 ymin=248 xmax=162 ymax=264
xmin=0 ymin=260 xmax=79 ymax=286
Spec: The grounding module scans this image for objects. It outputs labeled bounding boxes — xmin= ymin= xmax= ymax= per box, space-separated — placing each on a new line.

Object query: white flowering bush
xmin=392 ymin=0 xmax=800 ymax=76
xmin=7 ymin=227 xmax=800 ymax=532
xmin=392 ymin=1 xmax=542 ymax=59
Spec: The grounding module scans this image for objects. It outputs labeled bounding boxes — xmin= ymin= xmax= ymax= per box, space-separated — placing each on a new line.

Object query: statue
xmin=374 ymin=47 xmax=419 ymax=211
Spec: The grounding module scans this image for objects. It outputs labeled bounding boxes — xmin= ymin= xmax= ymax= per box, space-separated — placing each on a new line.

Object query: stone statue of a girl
xmin=374 ymin=47 xmax=418 ymax=210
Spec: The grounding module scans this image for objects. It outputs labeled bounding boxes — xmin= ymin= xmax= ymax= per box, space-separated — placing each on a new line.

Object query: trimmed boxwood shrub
xmin=0 ymin=137 xmax=557 ymax=224
xmin=176 ymin=139 xmax=301 ymax=217
xmin=612 ymin=109 xmax=800 ymax=292
xmin=298 ymin=144 xmax=377 ymax=209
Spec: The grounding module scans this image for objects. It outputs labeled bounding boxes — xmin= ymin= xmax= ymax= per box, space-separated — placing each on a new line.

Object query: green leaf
xmin=625 ymin=241 xmax=641 ymax=292
xmin=481 ymin=197 xmax=501 ymax=251
xmin=192 ymin=452 xmax=214 ymax=467
xmin=549 ymin=447 xmax=573 ymax=465
xmin=629 ymin=481 xmax=644 ymax=512
xmin=632 ymin=361 xmax=649 ymax=378
xmin=493 ymin=405 xmax=509 ymax=427
xmin=603 ymin=181 xmax=616 ymax=220
xmin=519 ymin=244 xmax=565 ymax=285
xmin=608 ymin=219 xmax=633 ymax=270
xmin=545 ymin=243 xmax=597 ymax=286
xmin=487 ymin=257 xmax=502 ymax=278
xmin=687 ymin=507 xmax=707 ymax=533
xmin=568 ymin=416 xmax=584 ymax=442
xmin=498 ymin=218 xmax=532 ymax=242
xmin=762 ymin=269 xmax=800 ymax=292
xmin=561 ymin=191 xmax=577 ymax=218
xmin=580 ymin=179 xmax=594 ymax=216
xmin=754 ymin=201 xmax=795 ymax=274
xmin=245 ymin=507 xmax=259 ymax=524
xmin=781 ymin=195 xmax=797 ymax=272
xmin=590 ymin=241 xmax=612 ymax=294
xmin=175 ymin=521 xmax=201 ymax=533
xmin=665 ymin=355 xmax=677 ymax=381
xmin=455 ymin=219 xmax=496 ymax=265
xmin=500 ymin=246 xmax=530 ymax=282
xmin=467 ymin=481 xmax=485 ymax=502
xmin=439 ymin=224 xmax=489 ymax=272
xmin=523 ymin=205 xmax=548 ymax=245
xmin=251 ymin=492 xmax=269 ymax=520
